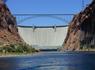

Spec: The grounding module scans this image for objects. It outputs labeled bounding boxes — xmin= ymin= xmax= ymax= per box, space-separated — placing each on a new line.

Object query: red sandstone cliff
xmin=62 ymin=0 xmax=95 ymax=51
xmin=0 ymin=0 xmax=23 ymax=45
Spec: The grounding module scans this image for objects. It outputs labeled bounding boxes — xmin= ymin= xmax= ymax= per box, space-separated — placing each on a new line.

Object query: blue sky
xmin=6 ymin=0 xmax=92 ymax=26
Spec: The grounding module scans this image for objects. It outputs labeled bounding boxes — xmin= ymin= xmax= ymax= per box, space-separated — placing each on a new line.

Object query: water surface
xmin=0 ymin=52 xmax=95 ymax=70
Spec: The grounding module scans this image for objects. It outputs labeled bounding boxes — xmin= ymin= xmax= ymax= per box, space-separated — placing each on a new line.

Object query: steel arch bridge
xmin=11 ymin=0 xmax=89 ymax=26
xmin=14 ymin=14 xmax=74 ymax=25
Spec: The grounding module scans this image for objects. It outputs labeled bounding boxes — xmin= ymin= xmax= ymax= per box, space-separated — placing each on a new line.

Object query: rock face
xmin=63 ymin=0 xmax=95 ymax=51
xmin=0 ymin=0 xmax=23 ymax=45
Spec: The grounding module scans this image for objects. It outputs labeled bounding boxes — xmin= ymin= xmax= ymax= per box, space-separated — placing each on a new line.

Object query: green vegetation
xmin=80 ymin=44 xmax=95 ymax=51
xmin=0 ymin=43 xmax=37 ymax=55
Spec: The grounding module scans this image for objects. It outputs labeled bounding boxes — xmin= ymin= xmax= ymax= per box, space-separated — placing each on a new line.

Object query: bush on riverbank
xmin=80 ymin=44 xmax=95 ymax=51
xmin=0 ymin=43 xmax=37 ymax=54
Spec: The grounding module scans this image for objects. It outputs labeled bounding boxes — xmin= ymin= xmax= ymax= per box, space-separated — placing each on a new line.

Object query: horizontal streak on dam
xmin=18 ymin=25 xmax=68 ymax=49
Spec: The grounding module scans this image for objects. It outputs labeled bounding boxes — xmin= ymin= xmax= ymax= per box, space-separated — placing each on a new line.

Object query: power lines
xmin=82 ymin=0 xmax=84 ymax=10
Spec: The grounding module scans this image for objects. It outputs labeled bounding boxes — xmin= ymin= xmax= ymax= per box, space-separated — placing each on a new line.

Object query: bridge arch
xmin=15 ymin=14 xmax=74 ymax=25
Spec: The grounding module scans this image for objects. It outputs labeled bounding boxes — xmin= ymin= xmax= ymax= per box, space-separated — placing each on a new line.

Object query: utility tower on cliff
xmin=4 ymin=0 xmax=7 ymax=2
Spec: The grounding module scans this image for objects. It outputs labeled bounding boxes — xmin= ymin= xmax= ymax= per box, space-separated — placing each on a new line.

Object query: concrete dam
xmin=18 ymin=25 xmax=68 ymax=50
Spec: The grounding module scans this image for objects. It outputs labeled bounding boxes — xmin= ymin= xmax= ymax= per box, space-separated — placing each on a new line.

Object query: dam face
xmin=18 ymin=26 xmax=68 ymax=49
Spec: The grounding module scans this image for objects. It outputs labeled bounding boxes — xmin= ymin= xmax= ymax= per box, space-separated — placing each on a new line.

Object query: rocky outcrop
xmin=62 ymin=0 xmax=95 ymax=51
xmin=0 ymin=0 xmax=23 ymax=45
xmin=0 ymin=0 xmax=37 ymax=54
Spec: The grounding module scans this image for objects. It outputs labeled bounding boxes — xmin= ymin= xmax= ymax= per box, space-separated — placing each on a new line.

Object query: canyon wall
xmin=0 ymin=0 xmax=23 ymax=45
xmin=62 ymin=0 xmax=95 ymax=51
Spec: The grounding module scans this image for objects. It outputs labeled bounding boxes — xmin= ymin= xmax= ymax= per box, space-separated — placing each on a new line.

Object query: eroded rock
xmin=62 ymin=0 xmax=95 ymax=51
xmin=0 ymin=0 xmax=23 ymax=45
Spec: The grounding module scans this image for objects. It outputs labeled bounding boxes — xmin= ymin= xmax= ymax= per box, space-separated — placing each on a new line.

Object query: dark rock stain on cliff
xmin=63 ymin=0 xmax=95 ymax=51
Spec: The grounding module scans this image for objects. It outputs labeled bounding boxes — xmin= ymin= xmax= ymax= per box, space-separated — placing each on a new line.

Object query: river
xmin=0 ymin=51 xmax=95 ymax=70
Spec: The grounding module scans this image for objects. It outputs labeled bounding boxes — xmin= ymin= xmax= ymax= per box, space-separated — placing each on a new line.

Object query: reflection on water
xmin=0 ymin=52 xmax=95 ymax=70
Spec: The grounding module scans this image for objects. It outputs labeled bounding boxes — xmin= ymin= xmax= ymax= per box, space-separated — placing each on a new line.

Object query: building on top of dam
xmin=18 ymin=25 xmax=68 ymax=50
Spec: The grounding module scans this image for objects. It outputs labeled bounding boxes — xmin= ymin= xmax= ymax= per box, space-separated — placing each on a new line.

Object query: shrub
xmin=0 ymin=43 xmax=36 ymax=54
